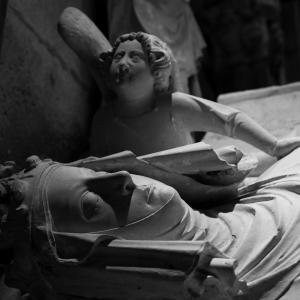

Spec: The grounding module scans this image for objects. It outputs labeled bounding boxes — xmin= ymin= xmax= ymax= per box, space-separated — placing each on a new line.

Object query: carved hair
xmin=99 ymin=32 xmax=181 ymax=100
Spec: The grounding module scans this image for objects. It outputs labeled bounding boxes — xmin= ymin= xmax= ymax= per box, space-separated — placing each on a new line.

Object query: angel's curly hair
xmin=99 ymin=32 xmax=181 ymax=99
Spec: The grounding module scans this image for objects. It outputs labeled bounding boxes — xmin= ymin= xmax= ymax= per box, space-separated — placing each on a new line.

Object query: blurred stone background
xmin=0 ymin=0 xmax=108 ymax=165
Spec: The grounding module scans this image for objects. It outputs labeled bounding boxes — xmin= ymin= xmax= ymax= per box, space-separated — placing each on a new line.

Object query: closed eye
xmin=81 ymin=192 xmax=103 ymax=220
xmin=130 ymin=51 xmax=145 ymax=61
xmin=113 ymin=51 xmax=124 ymax=60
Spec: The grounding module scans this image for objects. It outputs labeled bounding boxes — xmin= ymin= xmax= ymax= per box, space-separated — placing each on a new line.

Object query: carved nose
xmin=87 ymin=171 xmax=136 ymax=199
xmin=86 ymin=171 xmax=135 ymax=226
xmin=112 ymin=171 xmax=135 ymax=196
xmin=118 ymin=63 xmax=129 ymax=74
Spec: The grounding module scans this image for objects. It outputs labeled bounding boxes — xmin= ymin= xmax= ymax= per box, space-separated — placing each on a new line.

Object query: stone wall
xmin=0 ymin=0 xmax=96 ymax=165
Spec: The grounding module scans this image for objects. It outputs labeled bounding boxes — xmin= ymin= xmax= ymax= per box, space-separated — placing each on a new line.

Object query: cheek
xmin=87 ymin=206 xmax=119 ymax=231
xmin=136 ymin=62 xmax=151 ymax=75
xmin=126 ymin=202 xmax=153 ymax=224
xmin=126 ymin=188 xmax=162 ymax=224
xmin=133 ymin=64 xmax=154 ymax=84
xmin=51 ymin=201 xmax=119 ymax=233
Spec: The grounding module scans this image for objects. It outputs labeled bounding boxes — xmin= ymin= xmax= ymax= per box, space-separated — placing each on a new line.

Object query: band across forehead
xmin=0 ymin=158 xmax=65 ymax=253
xmin=21 ymin=161 xmax=63 ymax=226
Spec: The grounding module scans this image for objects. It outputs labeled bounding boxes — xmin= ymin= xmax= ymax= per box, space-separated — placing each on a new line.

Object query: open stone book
xmin=72 ymin=142 xmax=258 ymax=186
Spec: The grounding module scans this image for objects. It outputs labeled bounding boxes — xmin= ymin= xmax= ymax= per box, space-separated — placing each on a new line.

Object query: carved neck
xmin=113 ymin=86 xmax=156 ymax=118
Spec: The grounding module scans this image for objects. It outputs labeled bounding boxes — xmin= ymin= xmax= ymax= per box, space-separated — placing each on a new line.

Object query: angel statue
xmin=57 ymin=7 xmax=300 ymax=164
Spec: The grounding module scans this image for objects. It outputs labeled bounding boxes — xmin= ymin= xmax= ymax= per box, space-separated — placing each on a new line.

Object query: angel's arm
xmin=173 ymin=92 xmax=300 ymax=158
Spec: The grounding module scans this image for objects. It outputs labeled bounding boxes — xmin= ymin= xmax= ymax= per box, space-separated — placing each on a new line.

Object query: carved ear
xmin=58 ymin=7 xmax=112 ymax=94
xmin=151 ymin=51 xmax=166 ymax=64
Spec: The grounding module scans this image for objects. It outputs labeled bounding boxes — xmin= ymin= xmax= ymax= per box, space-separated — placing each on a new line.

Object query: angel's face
xmin=109 ymin=40 xmax=154 ymax=93
xmin=46 ymin=166 xmax=176 ymax=233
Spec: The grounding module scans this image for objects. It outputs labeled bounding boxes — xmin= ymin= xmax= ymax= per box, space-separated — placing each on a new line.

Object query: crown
xmin=0 ymin=155 xmax=59 ymax=251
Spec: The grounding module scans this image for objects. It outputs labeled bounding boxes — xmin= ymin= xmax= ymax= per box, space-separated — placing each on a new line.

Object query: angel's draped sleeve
xmin=172 ymin=92 xmax=278 ymax=155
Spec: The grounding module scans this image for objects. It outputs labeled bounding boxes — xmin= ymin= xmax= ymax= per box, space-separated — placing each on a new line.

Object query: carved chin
xmin=112 ymin=72 xmax=132 ymax=85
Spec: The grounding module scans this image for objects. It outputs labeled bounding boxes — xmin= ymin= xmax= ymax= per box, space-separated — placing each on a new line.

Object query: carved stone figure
xmin=2 ymin=145 xmax=300 ymax=299
xmin=58 ymin=7 xmax=300 ymax=162
xmin=107 ymin=0 xmax=206 ymax=96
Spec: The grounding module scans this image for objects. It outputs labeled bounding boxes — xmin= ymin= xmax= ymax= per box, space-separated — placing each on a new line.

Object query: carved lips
xmin=113 ymin=64 xmax=132 ymax=85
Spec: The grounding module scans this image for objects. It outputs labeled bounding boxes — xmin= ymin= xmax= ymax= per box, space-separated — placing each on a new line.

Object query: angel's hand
xmin=272 ymin=137 xmax=300 ymax=159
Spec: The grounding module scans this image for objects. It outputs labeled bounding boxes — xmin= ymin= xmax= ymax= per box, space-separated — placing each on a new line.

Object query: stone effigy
xmin=2 ymin=145 xmax=300 ymax=299
xmin=0 ymin=145 xmax=253 ymax=300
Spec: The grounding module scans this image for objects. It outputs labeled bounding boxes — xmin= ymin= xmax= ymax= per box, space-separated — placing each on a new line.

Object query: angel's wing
xmin=58 ymin=7 xmax=112 ymax=94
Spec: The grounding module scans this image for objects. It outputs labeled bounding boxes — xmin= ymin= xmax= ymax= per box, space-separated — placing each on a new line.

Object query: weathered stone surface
xmin=0 ymin=0 xmax=94 ymax=164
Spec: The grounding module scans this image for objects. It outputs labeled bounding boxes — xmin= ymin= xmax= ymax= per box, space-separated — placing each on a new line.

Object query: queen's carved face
xmin=109 ymin=39 xmax=154 ymax=95
xmin=46 ymin=166 xmax=176 ymax=233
